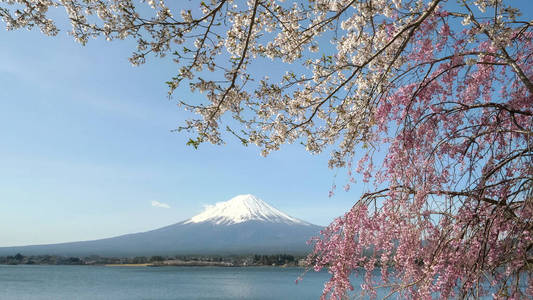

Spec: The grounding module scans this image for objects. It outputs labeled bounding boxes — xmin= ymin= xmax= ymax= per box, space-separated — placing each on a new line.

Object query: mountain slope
xmin=0 ymin=195 xmax=322 ymax=256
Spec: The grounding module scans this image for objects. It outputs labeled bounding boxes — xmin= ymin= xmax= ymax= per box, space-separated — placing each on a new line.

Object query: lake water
xmin=0 ymin=265 xmax=336 ymax=299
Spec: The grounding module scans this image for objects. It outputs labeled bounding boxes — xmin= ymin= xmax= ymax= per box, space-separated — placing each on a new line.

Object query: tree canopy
xmin=2 ymin=0 xmax=532 ymax=298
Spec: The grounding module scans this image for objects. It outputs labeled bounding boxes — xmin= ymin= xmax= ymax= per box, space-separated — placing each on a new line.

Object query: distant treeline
xmin=0 ymin=253 xmax=308 ymax=267
xmin=0 ymin=253 xmax=83 ymax=265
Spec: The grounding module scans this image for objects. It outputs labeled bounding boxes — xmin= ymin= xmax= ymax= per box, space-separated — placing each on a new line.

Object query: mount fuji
xmin=0 ymin=195 xmax=323 ymax=256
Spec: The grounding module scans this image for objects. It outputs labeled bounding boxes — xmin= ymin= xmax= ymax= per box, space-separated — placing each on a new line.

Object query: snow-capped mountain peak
xmin=184 ymin=194 xmax=309 ymax=225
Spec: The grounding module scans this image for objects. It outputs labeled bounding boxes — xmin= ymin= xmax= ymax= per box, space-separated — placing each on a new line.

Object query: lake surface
xmin=0 ymin=265 xmax=335 ymax=299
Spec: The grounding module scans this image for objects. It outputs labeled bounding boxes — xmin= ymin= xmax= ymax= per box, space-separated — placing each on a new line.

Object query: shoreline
xmin=0 ymin=253 xmax=308 ymax=268
xmin=104 ymin=263 xmax=153 ymax=267
xmin=1 ymin=263 xmax=305 ymax=268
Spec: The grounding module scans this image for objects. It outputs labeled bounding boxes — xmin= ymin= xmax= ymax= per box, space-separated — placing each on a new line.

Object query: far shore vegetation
xmin=0 ymin=253 xmax=308 ymax=267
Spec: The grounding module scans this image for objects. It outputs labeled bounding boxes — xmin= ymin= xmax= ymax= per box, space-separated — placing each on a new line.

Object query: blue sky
xmin=2 ymin=1 xmax=531 ymax=248
xmin=0 ymin=16 xmax=360 ymax=247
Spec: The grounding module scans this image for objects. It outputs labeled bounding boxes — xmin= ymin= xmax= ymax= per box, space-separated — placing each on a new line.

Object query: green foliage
xmin=186 ymin=137 xmax=203 ymax=149
xmin=150 ymin=256 xmax=165 ymax=262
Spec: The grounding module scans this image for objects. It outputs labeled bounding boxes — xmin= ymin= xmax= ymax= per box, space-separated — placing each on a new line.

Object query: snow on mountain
xmin=185 ymin=194 xmax=310 ymax=225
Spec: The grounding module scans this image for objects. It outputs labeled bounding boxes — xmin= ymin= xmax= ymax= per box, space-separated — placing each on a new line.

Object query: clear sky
xmin=2 ymin=1 xmax=531 ymax=248
xmin=0 ymin=11 xmax=361 ymax=247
